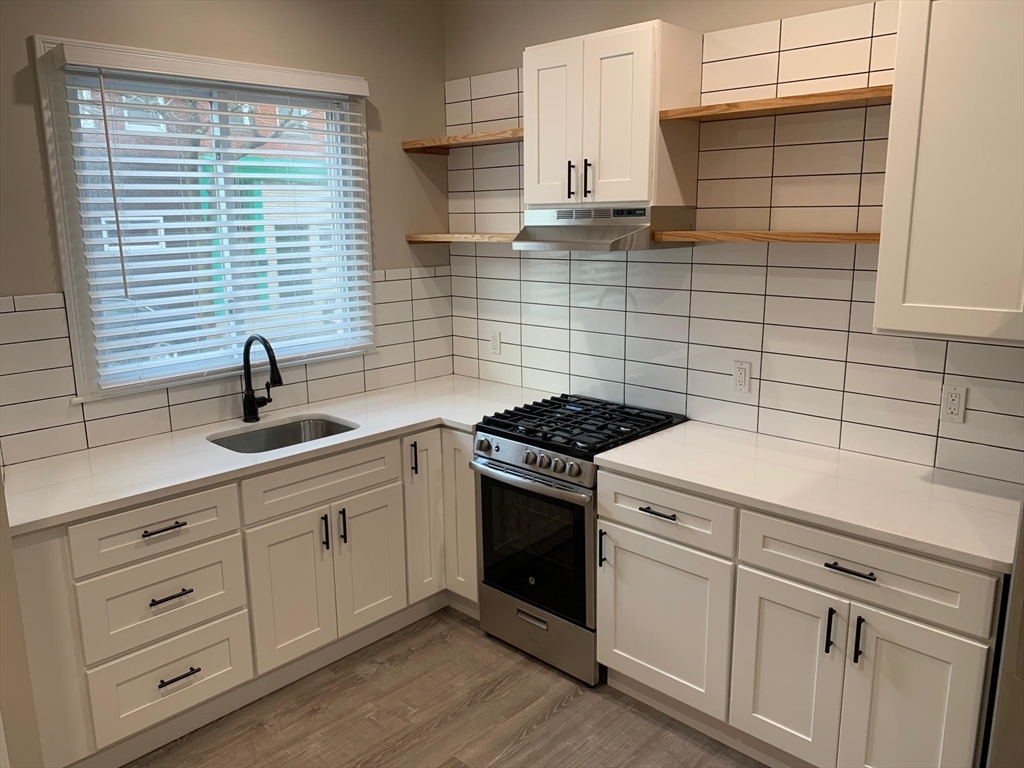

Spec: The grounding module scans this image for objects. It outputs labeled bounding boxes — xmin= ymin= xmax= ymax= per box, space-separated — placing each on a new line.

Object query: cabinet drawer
xmin=739 ymin=511 xmax=999 ymax=638
xmin=86 ymin=611 xmax=253 ymax=748
xmin=597 ymin=471 xmax=736 ymax=558
xmin=68 ymin=485 xmax=240 ymax=578
xmin=75 ymin=535 xmax=247 ymax=666
xmin=241 ymin=440 xmax=401 ymax=525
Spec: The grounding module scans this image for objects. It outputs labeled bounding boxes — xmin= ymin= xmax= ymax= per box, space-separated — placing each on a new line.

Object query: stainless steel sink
xmin=208 ymin=415 xmax=358 ymax=453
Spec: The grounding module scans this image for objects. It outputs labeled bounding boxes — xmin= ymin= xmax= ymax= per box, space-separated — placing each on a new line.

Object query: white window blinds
xmin=51 ymin=68 xmax=373 ymax=396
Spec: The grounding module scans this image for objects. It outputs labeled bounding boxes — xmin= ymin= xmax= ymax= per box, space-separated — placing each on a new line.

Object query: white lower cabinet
xmin=837 ymin=604 xmax=988 ymax=768
xmin=246 ymin=506 xmax=338 ymax=674
xmin=596 ymin=519 xmax=733 ymax=720
xmin=730 ymin=566 xmax=849 ymax=768
xmin=333 ymin=482 xmax=408 ymax=636
xmin=441 ymin=429 xmax=478 ymax=602
xmin=730 ymin=567 xmax=990 ymax=768
xmin=403 ymin=429 xmax=446 ymax=603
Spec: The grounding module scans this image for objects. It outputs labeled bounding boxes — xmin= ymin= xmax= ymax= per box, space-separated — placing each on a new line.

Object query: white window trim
xmin=32 ymin=35 xmax=373 ymax=402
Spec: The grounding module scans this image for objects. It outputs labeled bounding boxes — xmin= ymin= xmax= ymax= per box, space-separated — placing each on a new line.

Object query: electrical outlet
xmin=940 ymin=384 xmax=967 ymax=423
xmin=733 ymin=361 xmax=751 ymax=393
xmin=490 ymin=331 xmax=501 ymax=355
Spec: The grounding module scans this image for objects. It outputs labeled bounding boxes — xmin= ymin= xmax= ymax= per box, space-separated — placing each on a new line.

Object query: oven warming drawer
xmin=479 ymin=582 xmax=601 ymax=686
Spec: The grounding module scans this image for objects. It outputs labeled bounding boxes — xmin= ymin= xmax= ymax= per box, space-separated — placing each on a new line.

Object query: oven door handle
xmin=470 ymin=459 xmax=593 ymax=506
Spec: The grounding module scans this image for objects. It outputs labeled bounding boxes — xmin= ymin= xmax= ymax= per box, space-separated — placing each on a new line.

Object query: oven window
xmin=480 ymin=474 xmax=587 ymax=626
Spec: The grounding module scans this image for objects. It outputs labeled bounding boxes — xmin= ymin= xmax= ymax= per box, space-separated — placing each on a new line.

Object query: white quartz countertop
xmin=3 ymin=376 xmax=529 ymax=536
xmin=5 ymin=378 xmax=1021 ymax=573
xmin=596 ymin=421 xmax=1023 ymax=574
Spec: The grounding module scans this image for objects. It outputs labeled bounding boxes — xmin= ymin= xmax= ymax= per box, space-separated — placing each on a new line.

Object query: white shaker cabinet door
xmin=441 ymin=429 xmax=478 ymax=603
xmin=245 ymin=506 xmax=338 ymax=674
xmin=334 ymin=482 xmax=408 ymax=637
xmin=730 ymin=566 xmax=849 ymax=768
xmin=837 ymin=603 xmax=988 ymax=768
xmin=523 ymin=37 xmax=584 ymax=204
xmin=581 ymin=24 xmax=655 ymax=203
xmin=403 ymin=429 xmax=446 ymax=603
xmin=596 ymin=520 xmax=733 ymax=720
xmin=875 ymin=0 xmax=1024 ymax=341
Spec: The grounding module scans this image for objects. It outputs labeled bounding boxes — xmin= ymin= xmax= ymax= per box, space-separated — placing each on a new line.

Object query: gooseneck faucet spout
xmin=242 ymin=334 xmax=284 ymax=423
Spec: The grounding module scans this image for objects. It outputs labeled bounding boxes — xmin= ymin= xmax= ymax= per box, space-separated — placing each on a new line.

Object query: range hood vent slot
xmin=556 ymin=209 xmax=574 ymax=220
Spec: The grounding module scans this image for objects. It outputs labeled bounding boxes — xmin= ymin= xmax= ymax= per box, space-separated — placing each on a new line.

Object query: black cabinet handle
xmin=321 ymin=513 xmax=330 ymax=550
xmin=638 ymin=505 xmax=677 ymax=522
xmin=567 ymin=160 xmax=575 ymax=198
xmin=158 ymin=666 xmax=201 ymax=689
xmin=583 ymin=159 xmax=592 ymax=197
xmin=853 ymin=615 xmax=865 ymax=663
xmin=142 ymin=520 xmax=187 ymax=539
xmin=339 ymin=508 xmax=348 ymax=544
xmin=824 ymin=560 xmax=877 ymax=582
xmin=598 ymin=529 xmax=607 ymax=567
xmin=824 ymin=607 xmax=836 ymax=654
xmin=411 ymin=441 xmax=419 ymax=475
xmin=149 ymin=587 xmax=194 ymax=608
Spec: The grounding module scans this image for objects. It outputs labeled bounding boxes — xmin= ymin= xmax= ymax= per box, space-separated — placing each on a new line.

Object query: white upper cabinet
xmin=523 ymin=20 xmax=701 ymax=206
xmin=837 ymin=603 xmax=989 ymax=768
xmin=582 ymin=25 xmax=655 ymax=203
xmin=403 ymin=429 xmax=446 ymax=603
xmin=523 ymin=38 xmax=584 ymax=205
xmin=876 ymin=0 xmax=1024 ymax=342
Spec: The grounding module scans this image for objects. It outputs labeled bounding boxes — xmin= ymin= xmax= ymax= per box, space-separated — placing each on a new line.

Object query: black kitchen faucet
xmin=242 ymin=334 xmax=284 ymax=422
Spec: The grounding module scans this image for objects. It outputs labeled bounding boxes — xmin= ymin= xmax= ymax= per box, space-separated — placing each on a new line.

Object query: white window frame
xmin=32 ymin=35 xmax=372 ymax=401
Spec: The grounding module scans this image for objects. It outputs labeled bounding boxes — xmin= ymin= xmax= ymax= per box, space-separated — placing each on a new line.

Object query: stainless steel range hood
xmin=513 ymin=206 xmax=695 ymax=252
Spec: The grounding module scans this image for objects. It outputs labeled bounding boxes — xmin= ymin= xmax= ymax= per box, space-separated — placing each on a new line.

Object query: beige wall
xmin=0 ymin=0 xmax=449 ymax=297
xmin=444 ymin=0 xmax=867 ymax=79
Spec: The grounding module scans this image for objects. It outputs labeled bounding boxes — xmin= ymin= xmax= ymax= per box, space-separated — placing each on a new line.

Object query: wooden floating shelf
xmin=406 ymin=233 xmax=517 ymax=244
xmin=653 ymin=230 xmax=880 ymax=244
xmin=402 ymin=128 xmax=524 ymax=155
xmin=660 ymin=85 xmax=893 ymax=123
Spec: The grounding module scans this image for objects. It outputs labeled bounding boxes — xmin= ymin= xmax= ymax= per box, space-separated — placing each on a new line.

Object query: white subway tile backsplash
xmin=935 ymin=439 xmax=1024 ymax=484
xmin=0 ymin=338 xmax=72 ymax=375
xmin=690 ymin=318 xmax=762 ymax=351
xmin=763 ymin=324 xmax=847 ymax=361
xmin=841 ymin=422 xmax=937 ymax=465
xmin=625 ymin=337 xmax=688 ymax=368
xmin=570 ymin=376 xmax=623 ymax=402
xmin=522 ymin=347 xmax=569 ymax=374
xmin=445 ymin=100 xmax=472 ymax=127
xmin=0 ymin=297 xmax=13 ymax=313
xmin=626 ymin=312 xmax=688 ymax=343
xmin=771 ymin=174 xmax=861 ymax=207
xmin=874 ymin=1 xmax=900 ymax=35
xmin=691 ymin=264 xmax=766 ymax=294
xmin=571 ymin=285 xmax=626 ymax=312
xmin=308 ymin=372 xmax=364 ymax=402
xmin=759 ymin=408 xmax=841 ymax=447
xmin=699 ymin=147 xmax=775 ymax=180
xmin=760 ymin=380 xmax=843 ymax=419
xmin=83 ymin=389 xmax=168 ymax=420
xmin=0 ymin=368 xmax=76 ymax=406
xmin=870 ymin=34 xmax=897 ymax=71
xmin=770 ymin=206 xmax=859 ymax=232
xmin=848 ymin=332 xmax=946 ymax=372
xmin=625 ymin=287 xmax=689 ymax=317
xmin=764 ymin=296 xmax=850 ymax=330
xmin=946 ymin=342 xmax=1024 ymax=383
xmin=472 ymin=93 xmax=519 ymax=123
xmin=778 ymin=39 xmax=871 ymax=84
xmin=691 ymin=369 xmax=760 ymax=406
xmin=703 ymin=20 xmax=781 ymax=62
xmin=773 ymin=141 xmax=864 ymax=176
xmin=473 ymin=143 xmax=520 ymax=168
xmin=688 ymin=345 xmax=761 ymax=377
xmin=86 ymin=408 xmax=171 ymax=448
xmin=445 ymin=78 xmax=470 ymax=103
xmin=701 ymin=84 xmax=778 ymax=106
xmin=690 ymin=291 xmax=765 ymax=323
xmin=625 ymin=385 xmax=688 ymax=414
xmin=0 ymin=397 xmax=82 ymax=437
xmin=699 ymin=116 xmax=775 ymax=150
xmin=761 ymin=352 xmax=845 ymax=389
xmin=625 ymin=361 xmax=686 ymax=393
xmin=365 ymin=363 xmax=416 ymax=391
xmin=698 ymin=178 xmax=772 ymax=208
xmin=0 ymin=423 xmax=87 ymax=464
xmin=693 ymin=243 xmax=768 ymax=266
xmin=843 ymin=392 xmax=939 ymax=435
xmin=687 ymin=395 xmax=758 ymax=431
xmin=865 ymin=105 xmax=890 ymax=139
xmin=781 ymin=4 xmax=874 ymax=50
xmin=845 ymin=362 xmax=942 ymax=404
xmin=0 ymin=308 xmax=68 ymax=344
xmin=945 ymin=375 xmax=1024 ymax=417
xmin=522 ymin=368 xmax=569 ymax=394
xmin=696 ymin=208 xmax=772 ymax=231
xmin=570 ymin=330 xmax=624 ymax=359
xmin=702 ymin=53 xmax=780 ymax=93
xmin=767 ymin=267 xmax=853 ymax=300
xmin=13 ymin=293 xmax=64 ymax=311
xmin=775 ymin=109 xmax=865 ymax=146
xmin=940 ymin=411 xmax=1024 ymax=452
xmin=470 ymin=68 xmax=519 ymax=99
xmin=868 ymin=69 xmax=894 ymax=87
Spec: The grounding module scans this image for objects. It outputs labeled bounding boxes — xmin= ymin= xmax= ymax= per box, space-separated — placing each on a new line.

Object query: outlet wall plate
xmin=490 ymin=331 xmax=501 ymax=355
xmin=733 ymin=361 xmax=751 ymax=393
xmin=940 ymin=384 xmax=967 ymax=423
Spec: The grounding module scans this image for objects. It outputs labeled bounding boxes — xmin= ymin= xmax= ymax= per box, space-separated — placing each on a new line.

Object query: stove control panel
xmin=472 ymin=431 xmax=596 ymax=488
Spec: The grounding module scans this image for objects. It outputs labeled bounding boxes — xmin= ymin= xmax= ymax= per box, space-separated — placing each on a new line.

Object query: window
xmin=37 ymin=40 xmax=372 ymax=398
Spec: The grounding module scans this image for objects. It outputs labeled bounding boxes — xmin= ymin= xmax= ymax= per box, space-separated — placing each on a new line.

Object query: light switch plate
xmin=940 ymin=384 xmax=967 ymax=423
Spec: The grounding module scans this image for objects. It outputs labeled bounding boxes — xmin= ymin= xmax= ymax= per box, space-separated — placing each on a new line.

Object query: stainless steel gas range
xmin=471 ymin=395 xmax=685 ymax=685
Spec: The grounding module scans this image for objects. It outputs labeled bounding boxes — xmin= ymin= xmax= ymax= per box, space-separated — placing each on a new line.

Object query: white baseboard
xmin=73 ymin=593 xmax=451 ymax=768
xmin=607 ymin=671 xmax=812 ymax=768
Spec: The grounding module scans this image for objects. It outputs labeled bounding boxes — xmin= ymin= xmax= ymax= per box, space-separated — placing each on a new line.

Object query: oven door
xmin=471 ymin=458 xmax=595 ymax=629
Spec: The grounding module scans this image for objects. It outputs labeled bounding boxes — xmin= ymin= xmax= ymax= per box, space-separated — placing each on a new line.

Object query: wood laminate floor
xmin=129 ymin=608 xmax=763 ymax=768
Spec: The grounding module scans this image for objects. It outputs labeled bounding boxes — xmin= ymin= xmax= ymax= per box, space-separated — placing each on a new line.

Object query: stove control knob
xmin=537 ymin=454 xmax=552 ymax=469
xmin=523 ymin=450 xmax=537 ymax=465
xmin=476 ymin=438 xmax=491 ymax=452
xmin=552 ymin=458 xmax=566 ymax=473
xmin=566 ymin=461 xmax=581 ymax=478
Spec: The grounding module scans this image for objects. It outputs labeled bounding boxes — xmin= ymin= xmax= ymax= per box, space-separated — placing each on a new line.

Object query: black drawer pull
xmin=583 ymin=158 xmax=592 ymax=197
xmin=142 ymin=520 xmax=187 ymax=539
xmin=824 ymin=606 xmax=836 ymax=654
xmin=322 ymin=513 xmax=330 ymax=550
xmin=853 ymin=615 xmax=866 ymax=663
xmin=824 ymin=561 xmax=877 ymax=582
xmin=411 ymin=441 xmax=419 ymax=475
xmin=598 ymin=529 xmax=607 ymax=567
xmin=567 ymin=160 xmax=575 ymax=198
xmin=158 ymin=666 xmax=201 ymax=689
xmin=339 ymin=508 xmax=348 ymax=544
xmin=639 ymin=505 xmax=677 ymax=522
xmin=149 ymin=588 xmax=194 ymax=608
